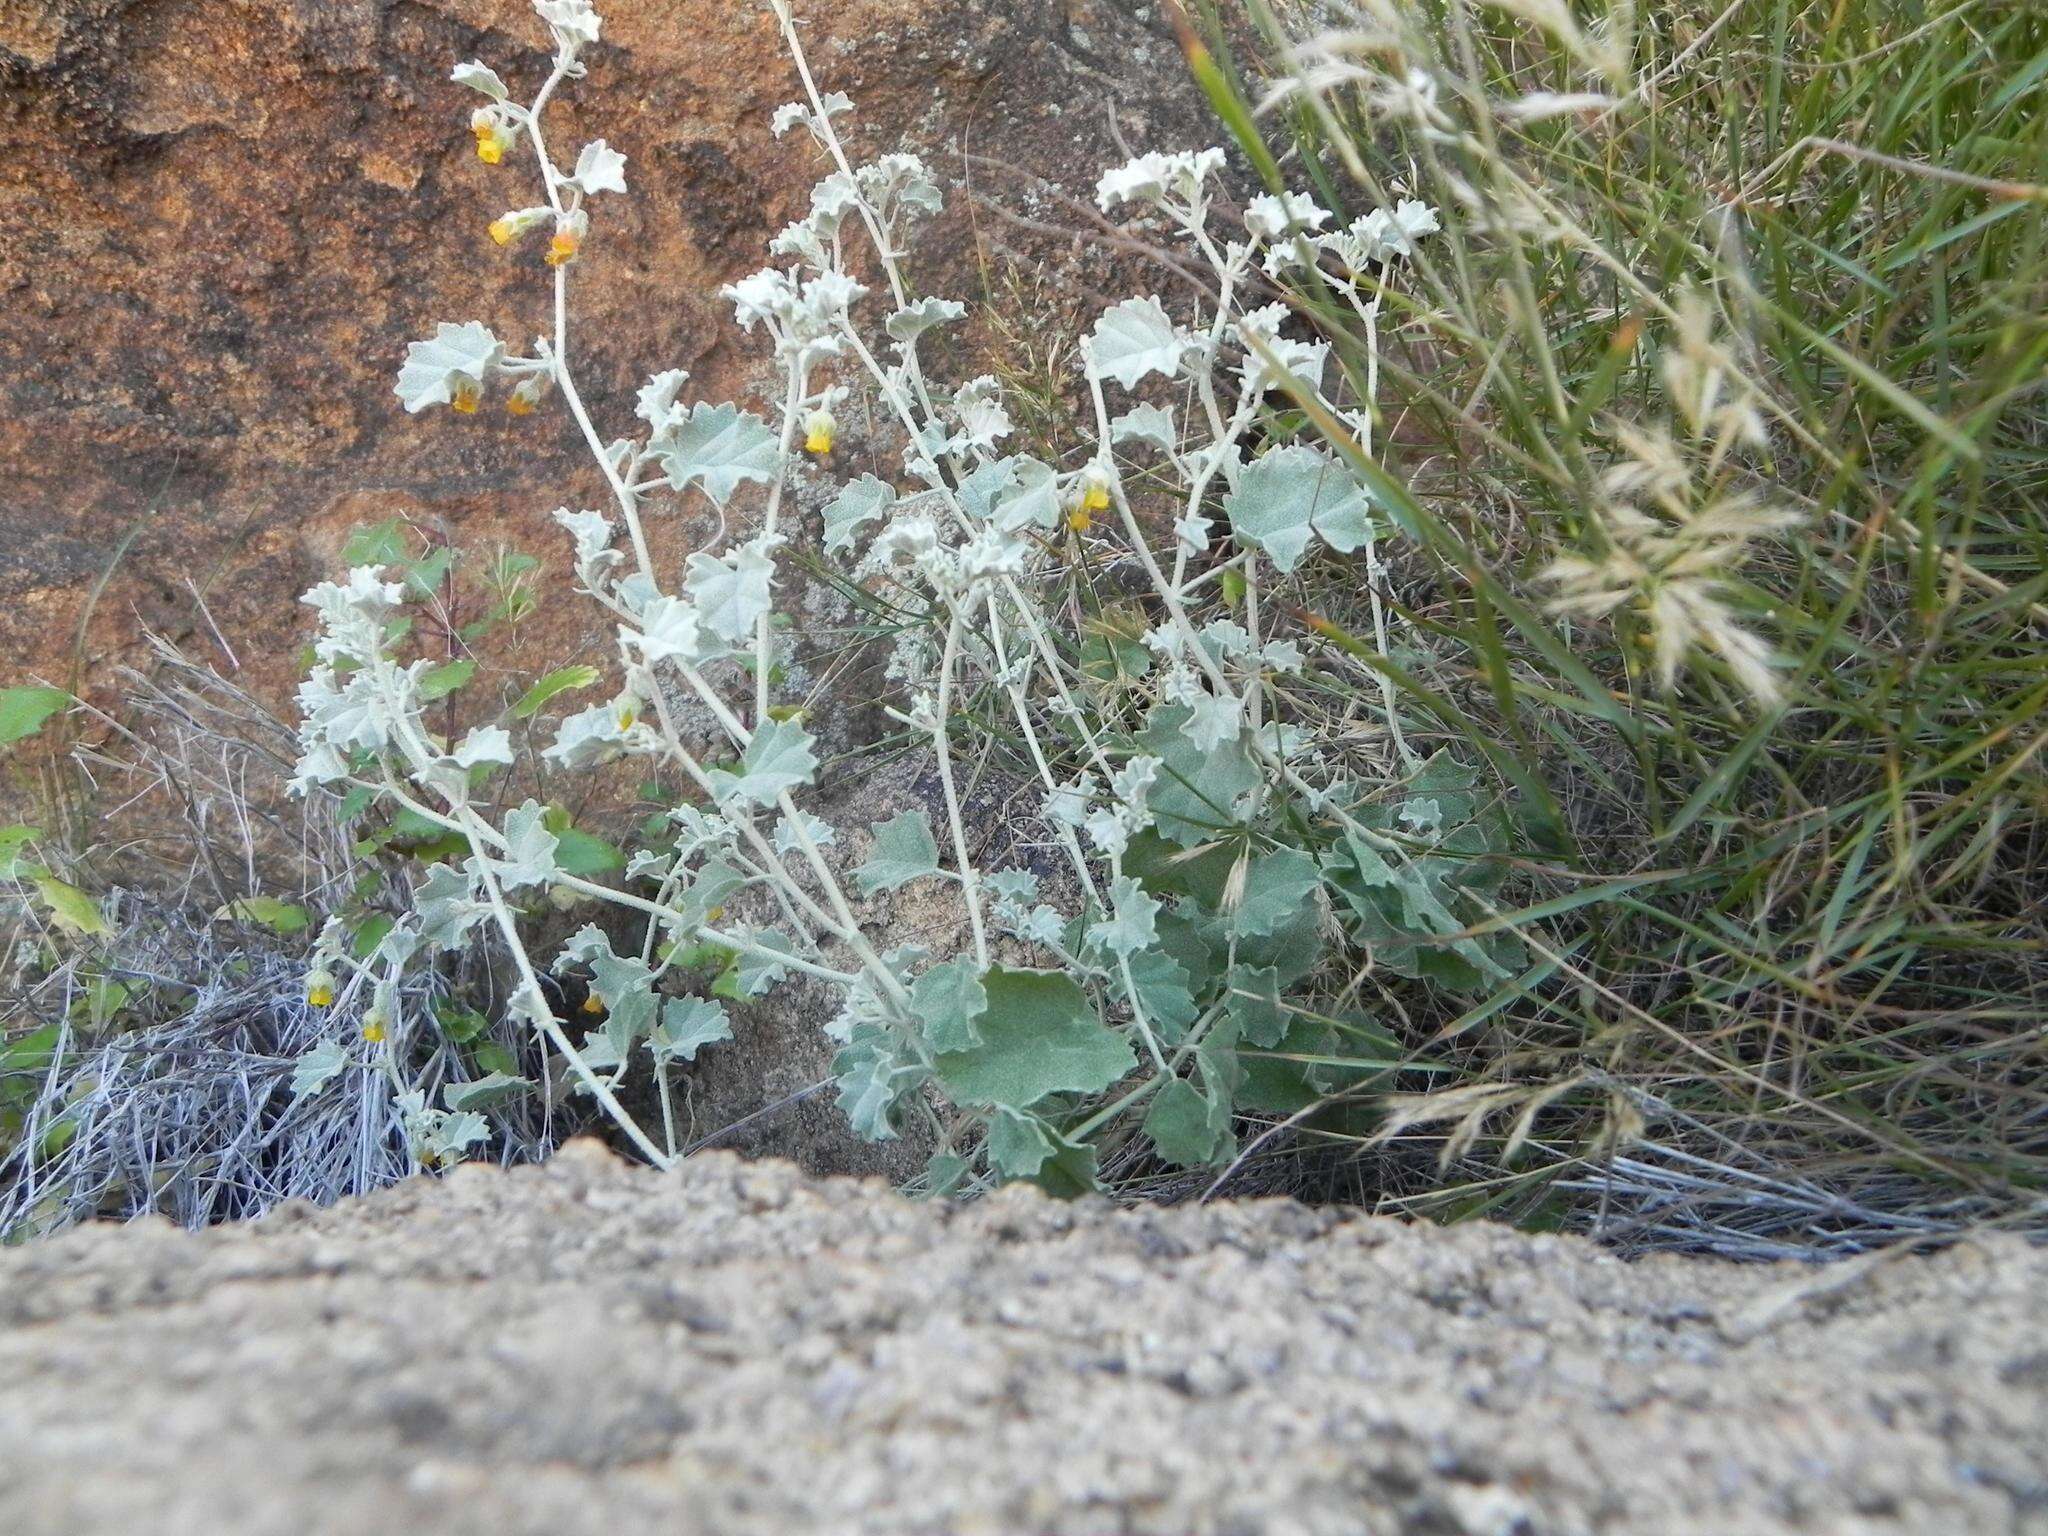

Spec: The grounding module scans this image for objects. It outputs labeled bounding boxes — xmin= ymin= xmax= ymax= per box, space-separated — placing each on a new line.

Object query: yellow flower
xmin=471 ymin=109 xmax=513 ymax=165
xmin=1079 ymin=462 xmax=1114 ymax=515
xmin=804 ymin=407 xmax=837 ymax=455
xmin=306 ymin=970 xmax=336 ymax=1008
xmin=616 ymin=705 xmax=637 ymax=730
xmin=489 ymin=207 xmax=549 ymax=248
xmin=505 ymin=376 xmax=548 ymax=417
xmin=449 ymin=377 xmax=482 ymax=414
xmin=582 ymin=992 xmax=606 ymax=1015
xmin=362 ymin=1015 xmax=388 ymax=1045
xmin=545 ymin=226 xmax=582 ymax=267
xmin=1066 ymin=506 xmax=1094 ymax=535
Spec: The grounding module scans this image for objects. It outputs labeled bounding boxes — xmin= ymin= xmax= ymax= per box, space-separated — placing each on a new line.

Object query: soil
xmin=1 ymin=1139 xmax=2042 ymax=1535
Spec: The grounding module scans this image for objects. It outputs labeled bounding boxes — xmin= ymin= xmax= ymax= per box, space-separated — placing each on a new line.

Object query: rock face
xmin=0 ymin=1142 xmax=2042 ymax=1535
xmin=0 ymin=0 xmax=1207 ymax=701
xmin=1 ymin=0 xmax=1215 ymax=1171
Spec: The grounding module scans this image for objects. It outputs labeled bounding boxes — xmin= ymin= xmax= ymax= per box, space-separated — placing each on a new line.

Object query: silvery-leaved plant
xmin=289 ymin=0 xmax=1520 ymax=1190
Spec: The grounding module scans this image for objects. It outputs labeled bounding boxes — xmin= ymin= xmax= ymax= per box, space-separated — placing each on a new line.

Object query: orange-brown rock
xmin=0 ymin=0 xmax=1214 ymax=715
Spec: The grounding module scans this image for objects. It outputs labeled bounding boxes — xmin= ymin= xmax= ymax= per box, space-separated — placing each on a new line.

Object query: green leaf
xmin=1144 ymin=1076 xmax=1235 ymax=1168
xmin=404 ymin=546 xmax=456 ymax=599
xmin=34 ymin=876 xmax=107 ymax=937
xmin=212 ymin=896 xmax=313 ymax=935
xmin=0 ymin=824 xmax=44 ymax=880
xmin=1222 ymin=963 xmax=1289 ymax=1047
xmin=0 ymin=687 xmax=69 ymax=749
xmin=985 ymin=1109 xmax=1058 ymax=1178
xmin=1123 ymin=829 xmax=1235 ymax=907
xmin=922 ymin=1151 xmax=972 ymax=1197
xmin=513 ymin=665 xmax=603 ymax=719
xmin=909 ymin=956 xmax=987 ymax=1053
xmin=443 ymin=1071 xmax=533 ymax=1112
xmin=1228 ymin=848 xmax=1321 ymax=939
xmin=39 ymin=1112 xmax=79 ymax=1159
xmin=715 ymin=928 xmax=795 ymax=1001
xmin=1136 ymin=704 xmax=1260 ymax=846
xmin=853 ymin=810 xmax=942 ymax=896
xmin=554 ymin=827 xmax=624 ymax=878
xmin=1236 ymin=1013 xmax=1334 ymax=1115
xmin=1030 ymin=1133 xmax=1102 ymax=1197
xmin=1079 ymin=619 xmax=1155 ymax=687
xmin=417 ymin=659 xmax=476 ymax=702
xmin=832 ymin=1024 xmax=930 ymax=1142
xmin=983 ymin=1108 xmax=1101 ymax=1195
xmin=1223 ymin=444 xmax=1378 ymax=574
xmin=350 ymin=913 xmax=396 ymax=960
xmin=538 ymin=806 xmax=624 ymax=878
xmin=0 ymin=1021 xmax=61 ymax=1092
xmin=933 ymin=968 xmax=1136 ymax=1110
xmin=1321 ymin=831 xmax=1509 ymax=987
xmin=341 ymin=519 xmax=412 ymax=567
xmin=435 ymin=998 xmax=490 ymax=1043
xmin=1114 ymin=948 xmax=1199 ymax=1044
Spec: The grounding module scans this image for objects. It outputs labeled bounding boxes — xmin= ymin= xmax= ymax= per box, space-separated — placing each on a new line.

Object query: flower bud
xmin=803 ymin=407 xmax=837 ymax=455
xmin=305 ymin=969 xmax=336 ymax=1009
xmin=489 ymin=207 xmax=549 ymax=246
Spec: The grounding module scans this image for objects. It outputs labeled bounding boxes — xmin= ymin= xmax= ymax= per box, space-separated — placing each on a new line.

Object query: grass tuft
xmin=1185 ymin=0 xmax=2048 ymax=1248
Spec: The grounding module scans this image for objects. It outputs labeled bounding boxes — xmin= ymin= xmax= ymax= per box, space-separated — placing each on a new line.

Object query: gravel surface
xmin=1 ymin=1140 xmax=2042 ymax=1536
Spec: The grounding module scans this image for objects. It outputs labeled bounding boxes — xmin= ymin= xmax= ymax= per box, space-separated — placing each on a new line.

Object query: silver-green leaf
xmin=933 ymin=968 xmax=1135 ymax=1110
xmin=707 ymin=718 xmax=818 ymax=808
xmin=1223 ymin=443 xmax=1379 ymax=574
xmin=854 ymin=810 xmax=942 ymax=896
xmin=651 ymin=402 xmax=781 ymax=508
xmin=1085 ymin=297 xmax=1194 ymax=390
